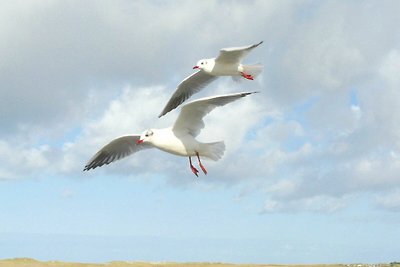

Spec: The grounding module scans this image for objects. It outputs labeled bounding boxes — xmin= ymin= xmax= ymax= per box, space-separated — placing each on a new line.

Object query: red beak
xmin=136 ymin=139 xmax=143 ymax=144
xmin=193 ymin=66 xmax=199 ymax=69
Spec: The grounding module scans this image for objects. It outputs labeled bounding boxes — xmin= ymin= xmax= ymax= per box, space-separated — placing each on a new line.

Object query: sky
xmin=1 ymin=0 xmax=400 ymax=264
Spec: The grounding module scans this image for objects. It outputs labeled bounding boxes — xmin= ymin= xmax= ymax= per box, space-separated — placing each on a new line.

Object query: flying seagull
xmin=159 ymin=41 xmax=263 ymax=118
xmin=84 ymin=91 xmax=258 ymax=177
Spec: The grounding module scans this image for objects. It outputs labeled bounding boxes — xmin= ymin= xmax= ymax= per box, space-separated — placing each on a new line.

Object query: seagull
xmin=84 ymin=91 xmax=258 ymax=177
xmin=158 ymin=41 xmax=263 ymax=118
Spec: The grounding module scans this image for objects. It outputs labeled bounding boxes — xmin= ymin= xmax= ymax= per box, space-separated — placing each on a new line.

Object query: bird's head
xmin=136 ymin=129 xmax=154 ymax=144
xmin=193 ymin=59 xmax=213 ymax=71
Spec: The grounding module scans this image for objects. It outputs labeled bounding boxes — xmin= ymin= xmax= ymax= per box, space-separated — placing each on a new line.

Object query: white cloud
xmin=262 ymin=195 xmax=351 ymax=214
xmin=265 ymin=179 xmax=298 ymax=198
xmin=375 ymin=189 xmax=400 ymax=212
xmin=0 ymin=0 xmax=289 ymax=133
xmin=379 ymin=50 xmax=400 ymax=85
xmin=0 ymin=140 xmax=49 ymax=180
xmin=1 ymin=1 xmax=400 ymax=214
xmin=57 ymin=85 xmax=172 ymax=175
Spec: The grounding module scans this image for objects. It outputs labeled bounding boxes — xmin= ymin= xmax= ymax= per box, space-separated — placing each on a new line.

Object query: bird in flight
xmin=84 ymin=91 xmax=258 ymax=177
xmin=158 ymin=41 xmax=263 ymax=118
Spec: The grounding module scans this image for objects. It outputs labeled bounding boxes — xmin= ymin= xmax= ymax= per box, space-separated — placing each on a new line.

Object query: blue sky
xmin=1 ymin=0 xmax=400 ymax=264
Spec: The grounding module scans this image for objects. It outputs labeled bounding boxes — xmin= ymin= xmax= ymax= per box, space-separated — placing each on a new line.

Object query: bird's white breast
xmin=151 ymin=128 xmax=199 ymax=157
xmin=208 ymin=62 xmax=241 ymax=76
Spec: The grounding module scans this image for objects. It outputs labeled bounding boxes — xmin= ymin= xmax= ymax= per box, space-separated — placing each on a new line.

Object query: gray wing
xmin=159 ymin=70 xmax=217 ymax=117
xmin=172 ymin=91 xmax=258 ymax=137
xmin=83 ymin=135 xmax=152 ymax=171
xmin=215 ymin=41 xmax=263 ymax=64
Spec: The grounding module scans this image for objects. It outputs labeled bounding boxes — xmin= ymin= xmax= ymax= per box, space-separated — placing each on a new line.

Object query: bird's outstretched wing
xmin=172 ymin=91 xmax=258 ymax=137
xmin=159 ymin=71 xmax=217 ymax=117
xmin=83 ymin=135 xmax=152 ymax=171
xmin=215 ymin=41 xmax=263 ymax=64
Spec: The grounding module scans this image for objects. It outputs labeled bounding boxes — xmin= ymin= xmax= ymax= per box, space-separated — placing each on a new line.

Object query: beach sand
xmin=0 ymin=259 xmax=394 ymax=267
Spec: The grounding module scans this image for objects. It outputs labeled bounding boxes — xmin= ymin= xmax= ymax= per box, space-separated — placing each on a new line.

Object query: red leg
xmin=189 ymin=157 xmax=199 ymax=177
xmin=196 ymin=152 xmax=207 ymax=175
xmin=240 ymin=72 xmax=254 ymax=80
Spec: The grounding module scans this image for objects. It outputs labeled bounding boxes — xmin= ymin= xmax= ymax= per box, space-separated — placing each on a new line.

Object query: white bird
xmin=84 ymin=91 xmax=258 ymax=177
xmin=158 ymin=41 xmax=263 ymax=118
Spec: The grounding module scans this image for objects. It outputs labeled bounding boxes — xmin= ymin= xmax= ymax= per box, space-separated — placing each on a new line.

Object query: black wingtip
xmin=158 ymin=103 xmax=172 ymax=118
xmin=158 ymin=101 xmax=178 ymax=118
xmin=83 ymin=164 xmax=95 ymax=171
xmin=83 ymin=166 xmax=96 ymax=172
xmin=158 ymin=110 xmax=169 ymax=118
xmin=242 ymin=91 xmax=260 ymax=96
xmin=250 ymin=41 xmax=263 ymax=50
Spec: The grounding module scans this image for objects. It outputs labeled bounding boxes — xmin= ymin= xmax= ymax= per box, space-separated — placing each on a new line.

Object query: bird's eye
xmin=145 ymin=130 xmax=153 ymax=137
xmin=201 ymin=62 xmax=204 ymax=65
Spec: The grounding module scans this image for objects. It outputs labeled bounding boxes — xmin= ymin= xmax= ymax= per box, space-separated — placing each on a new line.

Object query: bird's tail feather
xmin=242 ymin=63 xmax=263 ymax=78
xmin=200 ymin=141 xmax=225 ymax=161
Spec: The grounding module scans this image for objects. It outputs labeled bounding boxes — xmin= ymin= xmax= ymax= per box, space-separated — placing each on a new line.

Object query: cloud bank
xmin=1 ymin=0 xmax=400 ymax=213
